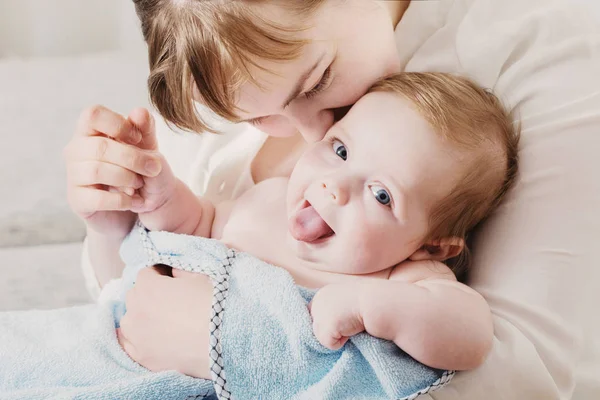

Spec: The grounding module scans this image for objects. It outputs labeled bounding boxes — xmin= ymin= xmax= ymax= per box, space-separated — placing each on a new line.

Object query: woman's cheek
xmin=255 ymin=115 xmax=298 ymax=138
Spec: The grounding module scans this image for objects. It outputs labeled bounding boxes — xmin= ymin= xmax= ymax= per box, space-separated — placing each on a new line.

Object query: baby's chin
xmin=286 ymin=234 xmax=384 ymax=275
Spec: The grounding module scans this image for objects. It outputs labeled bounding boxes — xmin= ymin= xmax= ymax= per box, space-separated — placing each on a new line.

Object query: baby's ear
xmin=409 ymin=237 xmax=464 ymax=262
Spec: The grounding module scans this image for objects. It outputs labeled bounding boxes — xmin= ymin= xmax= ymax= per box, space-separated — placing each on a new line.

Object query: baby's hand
xmin=130 ymin=151 xmax=178 ymax=215
xmin=309 ymin=283 xmax=365 ymax=350
xmin=113 ymin=112 xmax=177 ymax=216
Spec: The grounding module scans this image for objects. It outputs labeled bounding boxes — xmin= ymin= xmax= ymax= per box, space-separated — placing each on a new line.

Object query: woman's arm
xmin=70 ymin=107 xmax=158 ymax=290
xmin=78 ymin=111 xmax=210 ymax=294
xmin=85 ymin=227 xmax=130 ymax=289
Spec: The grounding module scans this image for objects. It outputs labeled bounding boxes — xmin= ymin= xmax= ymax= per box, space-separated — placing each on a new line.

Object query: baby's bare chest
xmin=217 ymin=178 xmax=297 ymax=269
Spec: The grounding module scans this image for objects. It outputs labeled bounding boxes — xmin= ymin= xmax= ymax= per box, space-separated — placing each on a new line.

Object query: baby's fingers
xmin=68 ymin=186 xmax=142 ymax=216
xmin=313 ymin=323 xmax=348 ymax=351
xmin=68 ymin=161 xmax=143 ymax=190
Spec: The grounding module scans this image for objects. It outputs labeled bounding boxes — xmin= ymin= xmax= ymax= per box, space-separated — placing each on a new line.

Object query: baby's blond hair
xmin=369 ymin=73 xmax=520 ymax=278
xmin=133 ymin=0 xmax=326 ymax=133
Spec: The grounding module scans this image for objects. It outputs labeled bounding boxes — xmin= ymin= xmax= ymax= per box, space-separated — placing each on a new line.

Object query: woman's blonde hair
xmin=369 ymin=73 xmax=520 ymax=278
xmin=133 ymin=0 xmax=325 ymax=133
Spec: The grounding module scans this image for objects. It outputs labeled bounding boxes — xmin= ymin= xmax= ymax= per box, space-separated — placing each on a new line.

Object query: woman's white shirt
xmin=82 ymin=0 xmax=600 ymax=398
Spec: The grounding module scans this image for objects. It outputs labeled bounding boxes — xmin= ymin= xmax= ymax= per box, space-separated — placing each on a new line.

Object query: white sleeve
xmin=80 ymin=237 xmax=102 ymax=300
xmin=401 ymin=1 xmax=600 ymax=398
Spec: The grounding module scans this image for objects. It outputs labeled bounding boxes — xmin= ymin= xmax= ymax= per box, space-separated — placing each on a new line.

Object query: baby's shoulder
xmin=216 ymin=177 xmax=289 ymax=242
xmin=388 ymin=260 xmax=456 ymax=283
xmin=247 ymin=177 xmax=289 ymax=196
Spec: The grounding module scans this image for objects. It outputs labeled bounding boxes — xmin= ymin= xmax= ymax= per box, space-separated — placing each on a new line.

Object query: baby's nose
xmin=321 ymin=181 xmax=349 ymax=206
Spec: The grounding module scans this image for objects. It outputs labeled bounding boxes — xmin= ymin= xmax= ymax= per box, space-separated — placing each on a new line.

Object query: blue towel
xmin=0 ymin=301 xmax=215 ymax=399
xmin=116 ymin=223 xmax=454 ymax=399
xmin=0 ymin=223 xmax=453 ymax=399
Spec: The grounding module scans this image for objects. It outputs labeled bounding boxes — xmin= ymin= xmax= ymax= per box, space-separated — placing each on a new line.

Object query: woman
xmin=65 ymin=0 xmax=600 ymax=398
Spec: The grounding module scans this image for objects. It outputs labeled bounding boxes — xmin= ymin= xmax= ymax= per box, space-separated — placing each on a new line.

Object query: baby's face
xmin=286 ymin=92 xmax=465 ymax=274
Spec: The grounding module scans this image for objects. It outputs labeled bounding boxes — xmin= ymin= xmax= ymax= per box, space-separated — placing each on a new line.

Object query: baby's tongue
xmin=289 ymin=205 xmax=333 ymax=243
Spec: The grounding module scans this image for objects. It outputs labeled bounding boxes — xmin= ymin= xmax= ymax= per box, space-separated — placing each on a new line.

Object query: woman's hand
xmin=309 ymin=283 xmax=365 ymax=350
xmin=117 ymin=267 xmax=213 ymax=379
xmin=64 ymin=106 xmax=163 ymax=238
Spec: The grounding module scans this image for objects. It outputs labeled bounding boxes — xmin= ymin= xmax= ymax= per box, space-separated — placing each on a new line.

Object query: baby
xmin=129 ymin=72 xmax=519 ymax=373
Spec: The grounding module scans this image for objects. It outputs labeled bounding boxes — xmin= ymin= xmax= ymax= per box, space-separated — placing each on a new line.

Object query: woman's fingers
xmin=171 ymin=268 xmax=204 ymax=279
xmin=68 ymin=186 xmax=142 ymax=215
xmin=67 ymin=161 xmax=144 ymax=189
xmin=76 ymin=105 xmax=141 ymax=144
xmin=128 ymin=108 xmax=158 ymax=151
xmin=119 ymin=268 xmax=213 ymax=378
xmin=65 ymin=136 xmax=162 ymax=177
xmin=116 ymin=328 xmax=134 ymax=357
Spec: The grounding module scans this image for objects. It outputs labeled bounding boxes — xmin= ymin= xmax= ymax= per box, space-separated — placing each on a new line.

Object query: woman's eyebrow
xmin=281 ymin=52 xmax=327 ymax=109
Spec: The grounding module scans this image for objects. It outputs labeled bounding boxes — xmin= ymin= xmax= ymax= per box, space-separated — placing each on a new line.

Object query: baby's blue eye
xmin=370 ymin=185 xmax=391 ymax=207
xmin=332 ymin=139 xmax=347 ymax=161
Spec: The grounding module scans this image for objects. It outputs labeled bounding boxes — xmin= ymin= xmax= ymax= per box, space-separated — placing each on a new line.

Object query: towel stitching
xmin=136 ymin=221 xmax=234 ymax=400
xmin=207 ymin=249 xmax=235 ymax=400
xmin=400 ymin=369 xmax=455 ymax=400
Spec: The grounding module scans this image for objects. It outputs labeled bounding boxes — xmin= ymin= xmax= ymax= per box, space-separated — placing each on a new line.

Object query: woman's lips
xmin=288 ymin=201 xmax=335 ymax=243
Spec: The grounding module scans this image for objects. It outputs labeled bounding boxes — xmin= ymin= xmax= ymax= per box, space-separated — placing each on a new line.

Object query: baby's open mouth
xmin=289 ymin=200 xmax=335 ymax=243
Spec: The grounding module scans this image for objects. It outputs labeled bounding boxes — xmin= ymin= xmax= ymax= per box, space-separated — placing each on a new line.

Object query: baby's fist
xmin=309 ymin=283 xmax=365 ymax=350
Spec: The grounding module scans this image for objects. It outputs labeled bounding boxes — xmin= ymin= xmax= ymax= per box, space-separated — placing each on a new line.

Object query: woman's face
xmin=229 ymin=0 xmax=402 ymax=142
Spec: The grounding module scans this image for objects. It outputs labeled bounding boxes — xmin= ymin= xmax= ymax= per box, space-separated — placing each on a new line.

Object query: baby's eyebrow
xmin=329 ymin=122 xmax=348 ymax=138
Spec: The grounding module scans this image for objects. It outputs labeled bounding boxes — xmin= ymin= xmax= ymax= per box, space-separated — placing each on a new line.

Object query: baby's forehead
xmin=338 ymin=92 xmax=433 ymax=148
xmin=350 ymin=91 xmax=411 ymax=114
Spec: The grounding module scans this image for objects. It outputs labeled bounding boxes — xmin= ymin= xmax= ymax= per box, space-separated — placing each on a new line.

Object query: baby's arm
xmin=311 ymin=261 xmax=493 ymax=371
xmin=138 ymin=178 xmax=215 ymax=237
xmin=363 ymin=261 xmax=493 ymax=370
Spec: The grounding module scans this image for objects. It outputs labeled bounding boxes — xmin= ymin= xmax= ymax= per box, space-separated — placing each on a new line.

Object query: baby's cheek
xmin=287 ymin=165 xmax=311 ymax=208
xmin=342 ymin=226 xmax=387 ymax=274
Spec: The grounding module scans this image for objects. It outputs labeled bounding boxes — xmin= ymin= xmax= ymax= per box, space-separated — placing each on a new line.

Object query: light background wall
xmin=0 ymin=0 xmax=152 ymax=310
xmin=0 ymin=0 xmax=145 ymax=58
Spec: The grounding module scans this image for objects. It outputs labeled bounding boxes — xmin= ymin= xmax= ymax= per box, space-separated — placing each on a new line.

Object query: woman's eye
xmin=248 ymin=116 xmax=266 ymax=126
xmin=305 ymin=66 xmax=332 ymax=100
xmin=332 ymin=139 xmax=347 ymax=160
xmin=370 ymin=185 xmax=392 ymax=207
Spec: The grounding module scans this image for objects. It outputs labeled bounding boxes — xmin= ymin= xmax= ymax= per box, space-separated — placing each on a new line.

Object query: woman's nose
xmin=286 ymin=108 xmax=334 ymax=143
xmin=320 ymin=179 xmax=349 ymax=206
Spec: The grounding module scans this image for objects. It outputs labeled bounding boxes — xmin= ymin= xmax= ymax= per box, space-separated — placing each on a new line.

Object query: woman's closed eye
xmin=248 ymin=116 xmax=266 ymax=127
xmin=370 ymin=184 xmax=392 ymax=208
xmin=304 ymin=66 xmax=333 ymax=100
xmin=247 ymin=67 xmax=332 ymax=126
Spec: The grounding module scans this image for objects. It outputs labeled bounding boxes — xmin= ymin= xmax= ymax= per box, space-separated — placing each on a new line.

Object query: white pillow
xmin=396 ymin=0 xmax=600 ymax=398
